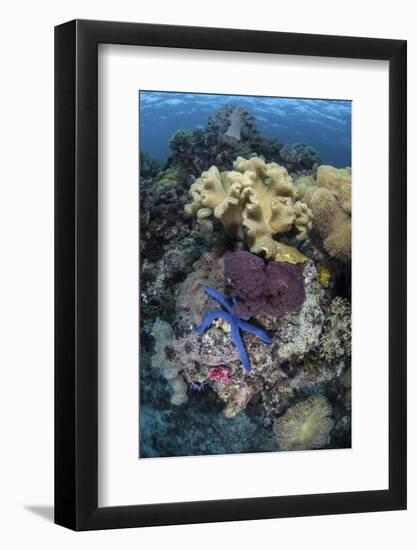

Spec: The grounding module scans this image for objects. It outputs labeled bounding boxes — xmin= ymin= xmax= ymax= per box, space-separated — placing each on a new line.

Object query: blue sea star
xmin=194 ymin=286 xmax=273 ymax=373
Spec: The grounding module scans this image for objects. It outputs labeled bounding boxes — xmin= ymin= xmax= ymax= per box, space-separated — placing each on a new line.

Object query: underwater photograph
xmin=139 ymin=91 xmax=352 ymax=458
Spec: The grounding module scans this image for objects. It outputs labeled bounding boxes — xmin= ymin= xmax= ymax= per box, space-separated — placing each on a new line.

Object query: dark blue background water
xmin=140 ymin=92 xmax=352 ymax=168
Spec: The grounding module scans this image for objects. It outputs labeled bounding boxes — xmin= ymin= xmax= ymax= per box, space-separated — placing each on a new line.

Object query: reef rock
xmin=169 ymin=252 xmax=325 ymax=417
xmin=319 ymin=296 xmax=352 ymax=362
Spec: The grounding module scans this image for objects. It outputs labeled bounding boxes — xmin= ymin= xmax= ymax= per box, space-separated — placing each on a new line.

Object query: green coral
xmin=319 ymin=297 xmax=351 ymax=363
xmin=273 ymin=394 xmax=334 ymax=451
xmin=153 ymin=167 xmax=185 ymax=192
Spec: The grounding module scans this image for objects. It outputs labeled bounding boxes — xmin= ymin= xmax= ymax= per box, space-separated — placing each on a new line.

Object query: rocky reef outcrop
xmin=167 ymin=252 xmax=333 ymax=419
xmin=167 ymin=105 xmax=321 ymax=176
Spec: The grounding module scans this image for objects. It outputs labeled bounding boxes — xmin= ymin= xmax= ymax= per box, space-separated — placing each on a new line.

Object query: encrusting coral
xmin=294 ymin=165 xmax=351 ymax=261
xmin=273 ymin=394 xmax=334 ymax=451
xmin=185 ymin=156 xmax=313 ymax=263
xmin=319 ymin=297 xmax=352 ymax=363
xmin=224 ymin=251 xmax=305 ymax=319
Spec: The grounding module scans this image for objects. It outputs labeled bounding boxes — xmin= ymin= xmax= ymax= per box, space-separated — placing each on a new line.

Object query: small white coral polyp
xmin=185 ymin=156 xmax=313 ymax=260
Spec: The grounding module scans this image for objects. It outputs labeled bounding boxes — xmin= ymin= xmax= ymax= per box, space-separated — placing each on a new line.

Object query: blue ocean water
xmin=140 ymin=91 xmax=352 ymax=168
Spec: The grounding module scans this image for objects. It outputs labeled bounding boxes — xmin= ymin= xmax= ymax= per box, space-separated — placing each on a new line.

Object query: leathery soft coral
xmin=184 ymin=156 xmax=313 ymax=263
xmin=294 ymin=165 xmax=351 ymax=261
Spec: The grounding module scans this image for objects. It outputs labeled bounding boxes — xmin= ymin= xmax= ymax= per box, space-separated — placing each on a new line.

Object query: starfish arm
xmin=195 ymin=310 xmax=233 ymax=334
xmin=231 ymin=294 xmax=251 ymax=320
xmin=237 ymin=319 xmax=273 ymax=344
xmin=203 ymin=286 xmax=235 ymax=315
xmin=230 ymin=322 xmax=251 ymax=373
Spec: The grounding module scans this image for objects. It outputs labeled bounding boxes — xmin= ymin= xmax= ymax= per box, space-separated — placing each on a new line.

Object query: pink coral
xmin=207 ymin=366 xmax=233 ymax=385
xmin=224 ymin=251 xmax=305 ymax=319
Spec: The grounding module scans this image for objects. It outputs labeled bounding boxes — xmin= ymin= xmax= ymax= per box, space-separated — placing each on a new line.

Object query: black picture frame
xmin=55 ymin=19 xmax=407 ymax=531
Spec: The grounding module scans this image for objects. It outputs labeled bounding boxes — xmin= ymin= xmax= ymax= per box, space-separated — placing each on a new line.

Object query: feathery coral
xmin=273 ymin=394 xmax=334 ymax=451
xmin=319 ymin=297 xmax=352 ymax=362
xmin=185 ymin=156 xmax=312 ymax=262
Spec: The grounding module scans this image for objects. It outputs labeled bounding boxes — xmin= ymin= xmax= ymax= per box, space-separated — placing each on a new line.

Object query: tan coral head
xmin=294 ymin=165 xmax=351 ymax=262
xmin=185 ymin=156 xmax=313 ymax=262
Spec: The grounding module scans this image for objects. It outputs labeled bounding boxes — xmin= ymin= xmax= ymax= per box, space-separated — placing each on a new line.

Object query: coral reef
xmin=140 ymin=101 xmax=351 ymax=457
xmin=170 ymin=253 xmax=326 ymax=418
xmin=224 ymin=108 xmax=244 ymax=141
xmin=185 ymin=155 xmax=313 ymax=261
xmin=342 ymin=367 xmax=352 ymax=410
xmin=278 ymin=142 xmax=321 ymax=172
xmin=295 ymin=165 xmax=351 ymax=261
xmin=167 ymin=105 xmax=321 ymax=176
xmin=151 ymin=320 xmax=188 ymax=405
xmin=223 ymin=385 xmax=254 ymax=418
xmin=224 ymin=251 xmax=305 ymax=318
xmin=273 ymin=394 xmax=334 ymax=451
xmin=152 ymin=167 xmax=186 ymax=193
xmin=319 ymin=297 xmax=352 ymax=363
xmin=194 ymin=286 xmax=273 ymax=373
xmin=139 ymin=395 xmax=280 ymax=456
xmin=208 ymin=104 xmax=259 ymax=142
xmin=318 ymin=266 xmax=331 ymax=288
xmin=140 ymin=151 xmax=165 ymax=179
xmin=169 ymin=375 xmax=188 ymax=406
xmin=140 ymin=164 xmax=214 ymax=326
xmin=168 ymin=129 xmax=207 ymax=174
xmin=208 ymin=366 xmax=233 ymax=385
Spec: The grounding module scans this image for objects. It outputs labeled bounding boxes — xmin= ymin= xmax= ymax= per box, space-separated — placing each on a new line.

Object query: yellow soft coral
xmin=273 ymin=394 xmax=334 ymax=451
xmin=318 ymin=266 xmax=331 ymax=287
xmin=185 ymin=156 xmax=312 ymax=262
xmin=185 ymin=165 xmax=245 ymax=238
xmin=294 ymin=165 xmax=351 ymax=262
xmin=151 ymin=320 xmax=188 ymax=406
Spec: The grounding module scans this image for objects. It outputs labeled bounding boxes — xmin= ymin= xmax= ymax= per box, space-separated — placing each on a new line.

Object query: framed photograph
xmin=55 ymin=19 xmax=407 ymax=530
